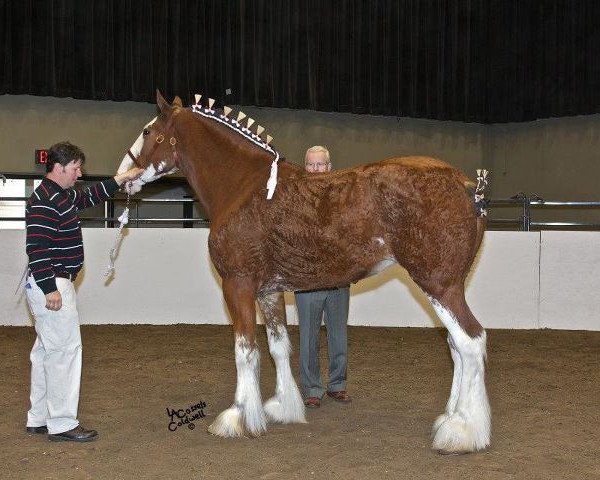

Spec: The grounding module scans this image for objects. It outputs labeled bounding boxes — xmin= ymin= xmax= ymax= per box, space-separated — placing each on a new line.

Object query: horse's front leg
xmin=257 ymin=292 xmax=306 ymax=425
xmin=208 ymin=277 xmax=267 ymax=438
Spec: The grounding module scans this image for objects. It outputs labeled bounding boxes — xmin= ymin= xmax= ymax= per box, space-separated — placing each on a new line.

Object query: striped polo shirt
xmin=26 ymin=177 xmax=119 ymax=294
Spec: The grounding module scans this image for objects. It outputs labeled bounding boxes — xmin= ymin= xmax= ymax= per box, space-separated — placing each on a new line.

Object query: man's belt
xmin=55 ymin=272 xmax=77 ymax=281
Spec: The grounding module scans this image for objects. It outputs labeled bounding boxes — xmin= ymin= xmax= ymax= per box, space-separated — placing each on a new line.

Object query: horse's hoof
xmin=264 ymin=396 xmax=307 ymax=424
xmin=431 ymin=413 xmax=490 ymax=453
xmin=207 ymin=407 xmax=245 ymax=438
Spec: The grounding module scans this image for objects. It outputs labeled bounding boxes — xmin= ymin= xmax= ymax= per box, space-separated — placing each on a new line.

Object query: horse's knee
xmin=266 ymin=323 xmax=291 ymax=358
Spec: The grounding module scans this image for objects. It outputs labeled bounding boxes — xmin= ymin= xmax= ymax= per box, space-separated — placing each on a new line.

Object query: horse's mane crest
xmin=190 ymin=94 xmax=280 ymax=162
xmin=189 ymin=94 xmax=282 ymax=199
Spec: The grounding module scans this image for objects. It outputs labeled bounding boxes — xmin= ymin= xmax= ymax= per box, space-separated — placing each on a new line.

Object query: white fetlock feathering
xmin=264 ymin=324 xmax=306 ymax=424
xmin=209 ymin=335 xmax=266 ymax=437
xmin=207 ymin=406 xmax=245 ymax=437
xmin=427 ymin=297 xmax=491 ymax=453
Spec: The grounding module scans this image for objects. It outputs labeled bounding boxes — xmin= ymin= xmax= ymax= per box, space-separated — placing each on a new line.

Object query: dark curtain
xmin=1 ymin=0 xmax=599 ymax=123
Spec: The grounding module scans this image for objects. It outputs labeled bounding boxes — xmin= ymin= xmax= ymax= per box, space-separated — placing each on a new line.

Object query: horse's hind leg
xmin=427 ymin=286 xmax=491 ymax=453
xmin=257 ymin=292 xmax=306 ymax=424
xmin=207 ymin=277 xmax=267 ymax=438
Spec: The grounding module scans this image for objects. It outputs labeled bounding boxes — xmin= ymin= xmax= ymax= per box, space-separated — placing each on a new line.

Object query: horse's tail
xmin=464 ymin=169 xmax=489 ymax=253
xmin=462 ymin=169 xmax=489 ymax=217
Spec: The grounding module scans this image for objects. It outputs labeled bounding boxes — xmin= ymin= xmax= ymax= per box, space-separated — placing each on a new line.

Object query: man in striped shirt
xmin=25 ymin=141 xmax=143 ymax=442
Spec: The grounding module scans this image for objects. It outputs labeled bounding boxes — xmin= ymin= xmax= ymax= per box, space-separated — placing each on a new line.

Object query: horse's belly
xmin=367 ymin=257 xmax=397 ymax=277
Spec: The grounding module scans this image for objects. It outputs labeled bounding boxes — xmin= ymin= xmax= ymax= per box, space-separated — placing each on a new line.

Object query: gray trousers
xmin=294 ymin=287 xmax=350 ymax=398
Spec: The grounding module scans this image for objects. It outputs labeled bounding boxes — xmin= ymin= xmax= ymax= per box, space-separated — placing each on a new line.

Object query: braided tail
xmin=474 ymin=169 xmax=489 ymax=218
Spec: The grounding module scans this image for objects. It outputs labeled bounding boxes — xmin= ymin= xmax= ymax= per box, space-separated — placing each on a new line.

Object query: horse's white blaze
xmin=117 ymin=117 xmax=157 ymax=194
xmin=264 ymin=324 xmax=306 ymax=424
xmin=208 ymin=335 xmax=266 ymax=437
xmin=117 ymin=156 xmax=134 ymax=175
xmin=118 ymin=117 xmax=156 ymax=173
xmin=428 ymin=297 xmax=491 ymax=453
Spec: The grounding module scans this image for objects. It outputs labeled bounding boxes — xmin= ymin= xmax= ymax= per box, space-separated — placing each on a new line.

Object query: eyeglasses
xmin=305 ymin=162 xmax=330 ymax=169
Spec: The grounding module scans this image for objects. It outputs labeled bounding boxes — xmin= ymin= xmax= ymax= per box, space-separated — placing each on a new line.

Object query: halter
xmin=126 ymin=149 xmax=141 ymax=167
xmin=145 ymin=114 xmax=181 ymax=173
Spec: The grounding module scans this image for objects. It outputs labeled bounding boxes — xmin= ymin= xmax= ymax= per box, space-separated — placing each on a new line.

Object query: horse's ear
xmin=156 ymin=89 xmax=171 ymax=113
xmin=173 ymin=96 xmax=183 ymax=108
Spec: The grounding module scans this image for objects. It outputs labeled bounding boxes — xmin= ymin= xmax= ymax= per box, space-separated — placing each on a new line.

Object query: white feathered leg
xmin=264 ymin=324 xmax=306 ymax=424
xmin=208 ymin=335 xmax=267 ymax=437
xmin=433 ymin=334 xmax=462 ymax=433
xmin=429 ymin=297 xmax=491 ymax=453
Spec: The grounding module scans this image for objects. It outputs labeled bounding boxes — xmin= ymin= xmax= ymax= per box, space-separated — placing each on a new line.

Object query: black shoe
xmin=26 ymin=425 xmax=48 ymax=434
xmin=48 ymin=425 xmax=98 ymax=442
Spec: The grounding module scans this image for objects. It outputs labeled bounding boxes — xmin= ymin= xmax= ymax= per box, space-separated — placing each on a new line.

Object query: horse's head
xmin=118 ymin=91 xmax=183 ymax=194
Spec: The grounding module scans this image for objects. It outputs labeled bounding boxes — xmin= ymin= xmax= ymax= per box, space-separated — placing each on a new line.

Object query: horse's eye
xmin=143 ymin=128 xmax=150 ymax=136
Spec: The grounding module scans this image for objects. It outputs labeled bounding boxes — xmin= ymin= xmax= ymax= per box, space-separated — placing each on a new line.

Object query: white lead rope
xmin=104 ymin=187 xmax=132 ymax=278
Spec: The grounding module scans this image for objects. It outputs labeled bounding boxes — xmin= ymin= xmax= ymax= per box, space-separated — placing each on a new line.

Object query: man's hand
xmin=114 ymin=167 xmax=145 ymax=186
xmin=45 ymin=291 xmax=62 ymax=311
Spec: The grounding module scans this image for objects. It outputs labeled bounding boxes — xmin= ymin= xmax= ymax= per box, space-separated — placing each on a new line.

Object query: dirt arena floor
xmin=0 ymin=325 xmax=598 ymax=480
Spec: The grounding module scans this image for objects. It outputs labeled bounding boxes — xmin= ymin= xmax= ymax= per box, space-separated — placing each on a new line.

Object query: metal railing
xmin=0 ymin=196 xmax=210 ymax=228
xmin=487 ymin=193 xmax=600 ymax=231
xmin=2 ymin=194 xmax=600 ymax=231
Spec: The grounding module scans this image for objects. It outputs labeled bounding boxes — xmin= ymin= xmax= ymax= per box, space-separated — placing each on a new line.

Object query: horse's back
xmin=210 ymin=154 xmax=480 ymax=293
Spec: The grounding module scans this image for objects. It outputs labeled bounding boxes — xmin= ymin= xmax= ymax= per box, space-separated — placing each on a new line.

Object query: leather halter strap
xmin=127 ymin=149 xmax=141 ymax=167
xmin=150 ymin=120 xmax=179 ymax=169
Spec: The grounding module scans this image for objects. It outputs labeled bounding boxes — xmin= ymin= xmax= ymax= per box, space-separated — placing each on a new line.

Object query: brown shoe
xmin=326 ymin=390 xmax=352 ymax=403
xmin=304 ymin=397 xmax=321 ymax=408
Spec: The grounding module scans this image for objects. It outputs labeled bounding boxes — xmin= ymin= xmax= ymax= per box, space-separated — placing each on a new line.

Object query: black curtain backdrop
xmin=1 ymin=0 xmax=599 ymax=123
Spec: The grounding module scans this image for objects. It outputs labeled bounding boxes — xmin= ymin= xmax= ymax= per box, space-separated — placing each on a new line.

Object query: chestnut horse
xmin=118 ymin=92 xmax=490 ymax=453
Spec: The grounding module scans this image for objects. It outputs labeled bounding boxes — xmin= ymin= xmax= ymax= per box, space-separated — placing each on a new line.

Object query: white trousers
xmin=25 ymin=276 xmax=81 ymax=434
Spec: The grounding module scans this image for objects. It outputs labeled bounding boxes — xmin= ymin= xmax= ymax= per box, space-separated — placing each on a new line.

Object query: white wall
xmin=0 ymin=229 xmax=597 ymax=330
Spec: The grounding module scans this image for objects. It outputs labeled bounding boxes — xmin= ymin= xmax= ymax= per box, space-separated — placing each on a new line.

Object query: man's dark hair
xmin=46 ymin=141 xmax=86 ymax=173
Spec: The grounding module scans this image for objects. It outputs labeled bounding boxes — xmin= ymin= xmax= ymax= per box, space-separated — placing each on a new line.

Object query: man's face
xmin=305 ymin=152 xmax=331 ymax=173
xmin=55 ymin=159 xmax=83 ymax=188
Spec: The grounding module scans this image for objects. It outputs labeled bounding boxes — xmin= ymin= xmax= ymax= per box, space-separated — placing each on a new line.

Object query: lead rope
xmin=104 ymin=183 xmax=132 ymax=278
